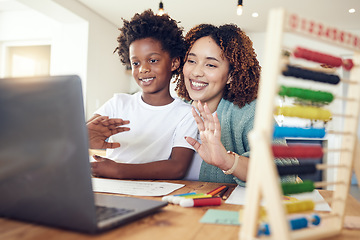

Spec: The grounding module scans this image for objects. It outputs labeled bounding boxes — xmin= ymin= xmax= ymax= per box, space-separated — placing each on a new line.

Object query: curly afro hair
xmin=175 ymin=24 xmax=261 ymax=108
xmin=114 ymin=9 xmax=186 ymax=81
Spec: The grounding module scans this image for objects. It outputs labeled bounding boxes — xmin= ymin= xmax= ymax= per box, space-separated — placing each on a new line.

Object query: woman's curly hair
xmin=114 ymin=9 xmax=186 ymax=81
xmin=175 ymin=24 xmax=261 ymax=108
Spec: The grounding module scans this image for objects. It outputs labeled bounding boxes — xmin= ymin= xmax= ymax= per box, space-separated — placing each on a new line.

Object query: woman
xmin=176 ymin=24 xmax=298 ymax=185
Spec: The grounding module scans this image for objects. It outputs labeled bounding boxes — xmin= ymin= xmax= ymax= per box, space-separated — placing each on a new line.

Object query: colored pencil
xmin=221 ymin=187 xmax=234 ymax=200
xmin=207 ymin=185 xmax=227 ymax=196
xmin=218 ymin=186 xmax=229 ymax=198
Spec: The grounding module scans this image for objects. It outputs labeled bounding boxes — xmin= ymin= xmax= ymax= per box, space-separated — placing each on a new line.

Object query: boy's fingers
xmin=89 ymin=116 xmax=108 ymax=125
xmin=105 ymin=142 xmax=120 ymax=149
xmin=108 ymin=124 xmax=130 ymax=131
xmin=112 ymin=127 xmax=130 ymax=134
xmin=113 ymin=119 xmax=130 ymax=125
xmin=90 ymin=162 xmax=100 ymax=177
xmin=102 ymin=118 xmax=130 ymax=126
xmin=92 ymin=155 xmax=105 ymax=161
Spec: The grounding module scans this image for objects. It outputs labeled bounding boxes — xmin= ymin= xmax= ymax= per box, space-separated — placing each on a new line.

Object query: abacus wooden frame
xmin=239 ymin=8 xmax=360 ymax=240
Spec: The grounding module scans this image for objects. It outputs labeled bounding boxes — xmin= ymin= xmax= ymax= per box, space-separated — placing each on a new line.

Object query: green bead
xmin=279 ymin=85 xmax=334 ymax=103
xmin=282 ymin=180 xmax=315 ymax=195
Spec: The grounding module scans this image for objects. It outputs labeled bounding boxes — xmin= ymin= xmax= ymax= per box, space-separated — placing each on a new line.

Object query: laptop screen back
xmin=0 ymin=75 xmax=98 ymax=232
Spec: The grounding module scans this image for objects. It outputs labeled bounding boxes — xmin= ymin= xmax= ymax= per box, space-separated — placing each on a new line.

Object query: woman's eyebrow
xmin=206 ymin=56 xmax=220 ymax=62
xmin=188 ymin=52 xmax=219 ymax=62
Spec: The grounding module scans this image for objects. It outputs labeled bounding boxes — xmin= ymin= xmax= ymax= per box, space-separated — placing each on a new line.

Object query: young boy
xmin=87 ymin=10 xmax=197 ymax=180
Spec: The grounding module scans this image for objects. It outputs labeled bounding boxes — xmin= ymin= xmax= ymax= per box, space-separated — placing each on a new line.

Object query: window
xmin=5 ymin=45 xmax=51 ymax=77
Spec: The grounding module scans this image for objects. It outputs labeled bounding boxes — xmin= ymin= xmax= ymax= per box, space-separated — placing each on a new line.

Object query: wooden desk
xmin=1 ymin=181 xmax=359 ymax=240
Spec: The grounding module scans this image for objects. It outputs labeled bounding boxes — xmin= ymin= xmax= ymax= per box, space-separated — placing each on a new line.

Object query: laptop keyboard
xmin=96 ymin=206 xmax=135 ymax=222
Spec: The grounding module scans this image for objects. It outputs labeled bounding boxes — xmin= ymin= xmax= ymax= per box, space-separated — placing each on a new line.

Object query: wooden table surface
xmin=1 ymin=180 xmax=359 ymax=240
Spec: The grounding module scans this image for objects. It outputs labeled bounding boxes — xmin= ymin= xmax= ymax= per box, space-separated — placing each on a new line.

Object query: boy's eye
xmin=150 ymin=59 xmax=158 ymax=63
xmin=131 ymin=62 xmax=139 ymax=66
xmin=207 ymin=64 xmax=217 ymax=68
xmin=187 ymin=59 xmax=196 ymax=64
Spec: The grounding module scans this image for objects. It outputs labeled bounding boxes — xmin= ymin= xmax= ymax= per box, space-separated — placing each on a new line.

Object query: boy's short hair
xmin=114 ymin=9 xmax=186 ymax=80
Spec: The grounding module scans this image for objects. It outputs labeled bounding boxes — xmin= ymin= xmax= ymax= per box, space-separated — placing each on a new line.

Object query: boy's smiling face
xmin=129 ymin=38 xmax=179 ymax=102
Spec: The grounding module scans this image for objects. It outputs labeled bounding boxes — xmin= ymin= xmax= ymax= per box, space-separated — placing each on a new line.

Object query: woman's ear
xmin=226 ymin=71 xmax=233 ymax=84
xmin=171 ymin=57 xmax=181 ymax=71
xmin=226 ymin=75 xmax=232 ymax=84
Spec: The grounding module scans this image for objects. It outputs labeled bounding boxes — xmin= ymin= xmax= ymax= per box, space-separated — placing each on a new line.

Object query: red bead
xmin=342 ymin=59 xmax=354 ymax=71
xmin=294 ymin=47 xmax=342 ymax=67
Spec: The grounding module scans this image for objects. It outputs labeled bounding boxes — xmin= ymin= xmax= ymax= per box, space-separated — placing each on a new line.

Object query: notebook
xmin=0 ymin=75 xmax=167 ymax=234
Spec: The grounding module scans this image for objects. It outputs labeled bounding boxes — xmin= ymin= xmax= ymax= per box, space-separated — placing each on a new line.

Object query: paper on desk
xmin=92 ymin=178 xmax=184 ymax=196
xmin=225 ymin=185 xmax=331 ymax=211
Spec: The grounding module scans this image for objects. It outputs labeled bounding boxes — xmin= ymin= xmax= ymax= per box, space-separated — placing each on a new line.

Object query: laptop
xmin=0 ymin=75 xmax=167 ymax=234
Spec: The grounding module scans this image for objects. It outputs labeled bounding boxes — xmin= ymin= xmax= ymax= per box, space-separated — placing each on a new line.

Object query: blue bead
xmin=273 ymin=126 xmax=326 ymax=138
xmin=257 ymin=223 xmax=270 ymax=236
xmin=311 ymin=214 xmax=321 ymax=225
xmin=290 ymin=217 xmax=308 ymax=230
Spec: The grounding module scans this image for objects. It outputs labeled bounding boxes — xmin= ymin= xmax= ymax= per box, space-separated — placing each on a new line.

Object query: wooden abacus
xmin=240 ymin=8 xmax=360 ymax=240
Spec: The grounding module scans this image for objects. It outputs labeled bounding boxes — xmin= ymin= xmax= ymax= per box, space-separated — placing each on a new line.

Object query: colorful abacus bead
xmin=257 ymin=214 xmax=321 ymax=236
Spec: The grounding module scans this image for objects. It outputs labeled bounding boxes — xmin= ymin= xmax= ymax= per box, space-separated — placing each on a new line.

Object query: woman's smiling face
xmin=183 ymin=36 xmax=231 ymax=111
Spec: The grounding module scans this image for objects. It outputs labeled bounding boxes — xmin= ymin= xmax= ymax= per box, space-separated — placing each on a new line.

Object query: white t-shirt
xmin=183 ymin=147 xmax=202 ymax=180
xmin=94 ymin=92 xmax=198 ymax=164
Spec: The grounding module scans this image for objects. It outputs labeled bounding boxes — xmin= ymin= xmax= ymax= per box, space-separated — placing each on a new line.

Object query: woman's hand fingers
xmin=191 ymin=107 xmax=205 ymax=132
xmin=203 ymin=103 xmax=215 ymax=131
xmin=196 ymin=101 xmax=215 ymax=132
xmin=185 ymin=136 xmax=201 ymax=152
xmin=213 ymin=112 xmax=221 ymax=139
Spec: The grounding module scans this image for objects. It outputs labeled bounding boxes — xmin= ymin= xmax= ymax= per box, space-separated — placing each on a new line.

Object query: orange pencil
xmin=207 ymin=185 xmax=227 ymax=196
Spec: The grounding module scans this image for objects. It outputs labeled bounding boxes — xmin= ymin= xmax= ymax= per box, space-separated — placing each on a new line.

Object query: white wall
xmin=31 ymin=0 xmax=132 ymax=119
xmin=0 ymin=9 xmax=57 ymax=75
xmin=248 ymin=32 xmax=267 ymax=66
xmin=0 ymin=0 xmax=131 ymax=119
xmin=51 ymin=0 xmax=131 ymax=118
